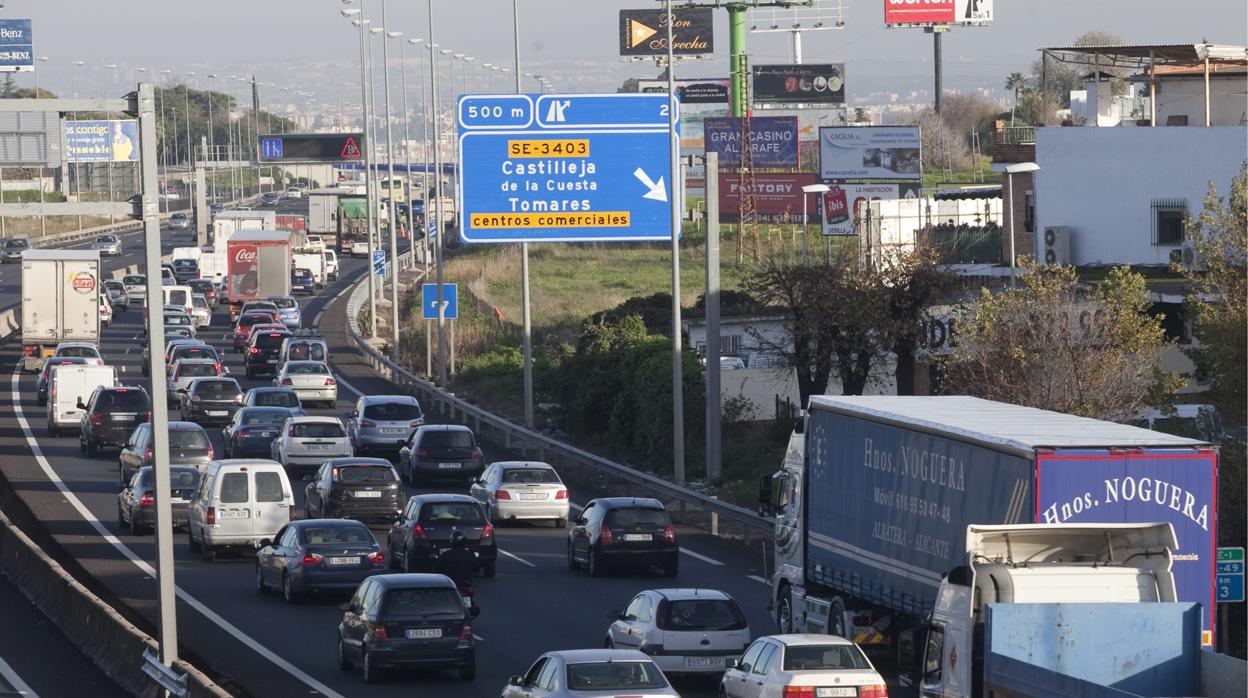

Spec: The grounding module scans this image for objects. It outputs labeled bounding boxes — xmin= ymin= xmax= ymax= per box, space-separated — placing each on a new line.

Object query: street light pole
xmin=207 ymin=74 xmax=217 ymax=204
xmin=71 ymin=60 xmax=85 ymax=231
xmin=663 ymin=0 xmax=685 ymax=484
xmin=393 ymin=31 xmax=416 ymax=267
xmin=379 ymin=0 xmax=401 ymax=357
xmin=184 ymin=73 xmax=195 ymax=213
xmin=428 ymin=0 xmax=448 ymax=385
xmin=513 ymin=0 xmax=535 ymax=429
xmin=345 ymin=7 xmax=378 ymax=339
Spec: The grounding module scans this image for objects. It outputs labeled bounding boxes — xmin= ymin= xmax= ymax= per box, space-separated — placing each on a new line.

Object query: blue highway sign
xmin=1218 ymin=547 xmax=1245 ymax=603
xmin=421 ymin=283 xmax=458 ymax=320
xmin=0 ymin=20 xmax=34 ymax=73
xmin=457 ymin=93 xmax=679 ymax=244
xmin=372 ymin=249 xmax=385 ymax=276
xmin=260 ymin=137 xmax=283 ymax=161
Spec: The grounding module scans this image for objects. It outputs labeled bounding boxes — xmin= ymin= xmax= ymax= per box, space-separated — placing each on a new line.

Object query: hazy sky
xmin=10 ymin=0 xmax=1247 ymax=99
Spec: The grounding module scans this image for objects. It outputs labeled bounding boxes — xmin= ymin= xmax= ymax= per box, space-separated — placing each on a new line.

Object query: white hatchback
xmin=607 ymin=589 xmax=750 ymax=675
xmin=719 ymin=634 xmax=888 ymax=698
xmin=270 ymin=416 xmax=352 ymax=474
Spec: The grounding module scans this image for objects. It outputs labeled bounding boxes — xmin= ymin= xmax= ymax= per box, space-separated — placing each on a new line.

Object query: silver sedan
xmin=91 ymin=234 xmax=122 ymax=256
xmin=470 ymin=461 xmax=570 ymax=527
xmin=275 ymin=360 xmax=337 ymax=407
xmin=501 ymin=650 xmax=678 ymax=698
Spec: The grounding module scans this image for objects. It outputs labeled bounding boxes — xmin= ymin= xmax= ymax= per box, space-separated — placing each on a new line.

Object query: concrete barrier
xmin=0 ymin=511 xmax=232 ymax=698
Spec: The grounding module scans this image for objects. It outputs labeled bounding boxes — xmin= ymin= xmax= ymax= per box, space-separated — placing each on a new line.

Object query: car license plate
xmin=405 ymin=628 xmax=442 ymax=639
xmin=437 ymin=462 xmax=461 ymax=469
xmin=207 ymin=410 xmax=227 ymax=416
xmin=816 ymin=689 xmax=857 ymax=698
xmin=519 ymin=493 xmax=545 ymax=500
xmin=306 ymin=443 xmax=330 ymax=450
xmin=220 ymin=509 xmax=249 ymax=519
xmin=381 ymin=427 xmax=406 ymax=434
xmin=257 ymin=431 xmax=275 ymax=438
xmin=354 ymin=491 xmax=382 ymax=498
xmin=113 ymin=415 xmax=135 ymax=422
xmin=622 ymin=533 xmax=651 ymax=542
xmin=685 ymin=657 xmax=724 ymax=668
xmin=327 ymin=556 xmax=360 ymax=566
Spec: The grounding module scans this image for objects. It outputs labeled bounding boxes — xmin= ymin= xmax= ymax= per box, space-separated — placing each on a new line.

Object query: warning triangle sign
xmin=629 ymin=19 xmax=658 ymax=48
xmin=341 ymin=136 xmax=362 ymax=159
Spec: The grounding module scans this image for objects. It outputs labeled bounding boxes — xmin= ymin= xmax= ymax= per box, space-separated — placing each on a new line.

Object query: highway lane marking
xmin=498 ymin=549 xmax=537 ymax=568
xmin=680 ymin=548 xmax=725 ymax=566
xmin=332 ymin=371 xmax=364 ymax=398
xmin=0 ymin=654 xmax=38 ymax=697
xmin=746 ymin=575 xmax=768 ymax=585
xmin=7 ymin=362 xmax=350 ymax=698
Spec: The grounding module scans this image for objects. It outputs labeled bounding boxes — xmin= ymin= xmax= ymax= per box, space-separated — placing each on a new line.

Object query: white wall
xmin=1034 ymin=126 xmax=1247 ymax=266
xmin=1154 ymin=75 xmax=1247 ymax=126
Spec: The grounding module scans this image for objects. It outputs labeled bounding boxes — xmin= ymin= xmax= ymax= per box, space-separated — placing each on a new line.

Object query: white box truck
xmin=210 ymin=209 xmax=275 ymax=248
xmin=21 ymin=250 xmax=102 ymax=372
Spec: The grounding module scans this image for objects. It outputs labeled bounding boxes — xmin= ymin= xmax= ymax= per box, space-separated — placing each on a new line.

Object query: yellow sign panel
xmin=628 ymin=19 xmax=658 ymax=48
xmin=507 ymin=139 xmax=590 ymax=158
xmin=470 ymin=212 xmax=630 ymax=229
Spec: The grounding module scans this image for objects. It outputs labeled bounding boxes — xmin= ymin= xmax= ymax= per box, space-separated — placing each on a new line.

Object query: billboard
xmin=619 ymin=7 xmax=713 ymax=57
xmin=718 ymin=172 xmax=820 ymax=224
xmin=820 ymin=182 xmax=921 ymax=236
xmin=819 ymin=125 xmax=922 ymax=181
xmin=884 ymin=0 xmax=994 ymax=27
xmin=752 ymin=64 xmax=845 ymax=104
xmin=638 ymin=78 xmax=729 ymax=195
xmin=65 ymin=120 xmax=140 ymax=163
xmin=0 ymin=19 xmax=33 ymax=73
xmin=704 ymin=116 xmax=799 ymax=168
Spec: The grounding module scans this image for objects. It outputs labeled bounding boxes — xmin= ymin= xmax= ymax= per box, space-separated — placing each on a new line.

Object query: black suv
xmin=179 ymin=377 xmax=243 ymax=425
xmin=305 ymin=458 xmax=402 ymax=523
xmin=245 ymin=328 xmax=292 ymax=378
xmin=398 ymin=426 xmax=483 ymax=486
xmin=337 ymin=573 xmax=479 ymax=683
xmin=567 ymin=498 xmax=678 ymax=578
xmin=387 ymin=495 xmax=497 ymax=577
xmin=78 ymin=386 xmax=151 ymax=457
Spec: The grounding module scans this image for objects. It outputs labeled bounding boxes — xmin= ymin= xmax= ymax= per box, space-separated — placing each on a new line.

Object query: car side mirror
xmin=338 ymin=602 xmax=352 ymax=612
xmin=726 ymin=658 xmax=740 ymax=670
xmin=469 ymin=606 xmax=481 ymax=619
xmin=508 ymin=675 xmax=523 ymax=687
xmin=258 ymin=539 xmax=272 ymax=548
xmin=76 ymin=399 xmax=87 ymax=410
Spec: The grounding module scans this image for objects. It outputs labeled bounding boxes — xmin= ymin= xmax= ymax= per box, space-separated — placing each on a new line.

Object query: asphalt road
xmin=0 ymin=207 xmax=796 ymax=697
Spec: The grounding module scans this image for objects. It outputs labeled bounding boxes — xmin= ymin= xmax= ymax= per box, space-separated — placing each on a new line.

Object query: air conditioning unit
xmin=1043 ymin=226 xmax=1071 ymax=265
xmin=1180 ymin=239 xmax=1207 ymax=272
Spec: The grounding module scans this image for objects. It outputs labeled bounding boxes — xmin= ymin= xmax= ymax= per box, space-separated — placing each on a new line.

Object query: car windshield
xmin=337 ymin=466 xmax=395 ymax=484
xmin=141 ymin=468 xmax=199 ymax=489
xmin=166 ymin=314 xmax=190 ymax=325
xmin=57 ymin=346 xmax=99 ymax=358
xmin=421 ymin=430 xmax=474 ymax=448
xmin=501 ymin=468 xmax=560 ymax=484
xmin=101 ymin=390 xmax=148 ymax=410
xmin=168 ymin=290 xmax=190 ymax=304
xmin=300 ymin=524 xmax=372 ymax=545
xmin=169 ymin=430 xmax=210 ymax=449
xmin=123 ymin=275 xmax=145 ymax=285
xmin=4 ymin=239 xmax=28 ymax=250
xmin=253 ymin=391 xmax=299 ymax=408
xmin=605 ymin=508 xmax=669 ymax=528
xmin=189 ymin=281 xmax=213 ymax=293
xmin=362 ymin=402 xmax=422 ymax=421
xmin=178 ymin=348 xmax=216 ymax=362
xmin=165 ymin=327 xmax=192 ymax=338
xmin=172 ymin=213 xmax=187 ymax=220
xmin=172 ymin=260 xmax=196 ymax=269
xmin=782 ymin=645 xmax=872 ymax=671
xmin=292 ymin=422 xmax=345 ymax=438
xmin=418 ymin=502 xmax=483 ymax=524
xmin=193 ymin=297 xmax=208 ymax=309
xmin=96 ymin=236 xmax=116 ymax=243
xmin=286 ymin=343 xmax=325 ymax=362
xmin=293 ymin=269 xmax=310 ymax=278
xmin=382 ymin=587 xmax=463 ymax=617
xmin=287 ymin=363 xmax=328 ymax=375
xmin=255 ymin=333 xmax=290 ymax=349
xmin=565 ymin=662 xmax=667 ymax=691
xmin=271 ymin=298 xmax=297 ymax=309
xmin=662 ymin=599 xmax=747 ymax=631
xmin=194 ymin=381 xmax=240 ymax=397
xmin=178 ymin=363 xmax=218 ymax=377
xmin=241 ymin=410 xmax=289 ymax=426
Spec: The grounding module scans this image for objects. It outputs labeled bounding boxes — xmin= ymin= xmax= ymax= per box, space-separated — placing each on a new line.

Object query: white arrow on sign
xmin=633 ymin=167 xmax=667 ymax=202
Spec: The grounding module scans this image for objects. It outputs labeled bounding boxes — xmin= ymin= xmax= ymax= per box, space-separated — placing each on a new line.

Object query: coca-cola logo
xmin=71 ymin=272 xmax=97 ymax=294
xmin=234 ymin=248 xmax=258 ymax=264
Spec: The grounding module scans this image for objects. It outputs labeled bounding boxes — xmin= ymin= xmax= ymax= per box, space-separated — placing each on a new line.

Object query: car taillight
xmin=360 ymin=420 xmax=377 ymax=431
xmin=206 ymin=445 xmax=214 ymax=460
xmin=139 ymin=492 xmax=155 ymax=507
xmin=214 ymin=363 xmax=222 ymax=373
xmin=22 ymin=345 xmax=35 ymax=357
xmin=782 ymin=688 xmax=816 ymax=698
xmin=238 ymin=429 xmax=253 ymax=439
xmin=145 ymin=446 xmax=153 ymax=462
xmin=146 ymin=411 xmax=152 ymax=423
xmin=91 ymin=413 xmax=103 ymax=425
xmin=415 ymin=449 xmax=428 ymax=458
xmin=367 ymin=550 xmax=385 ymax=565
xmin=495 ymin=489 xmax=511 ymax=500
xmin=460 ymin=623 xmax=473 ymax=641
xmin=663 ymin=524 xmax=676 ymax=544
xmin=324 ymin=378 xmax=335 ymax=387
xmin=410 ymin=419 xmax=424 ymax=428
xmin=859 ymin=686 xmax=888 ymax=698
xmin=302 ymin=552 xmax=323 ymax=566
xmin=249 ymin=347 xmax=259 ymax=354
xmin=191 ymin=395 xmax=202 ymax=402
xmin=280 ymin=378 xmax=293 ymax=386
xmin=555 ymin=489 xmax=569 ymax=500
xmin=288 ymin=425 xmax=297 ymax=437
xmin=481 ymin=523 xmax=494 ymax=543
xmin=366 ymin=622 xmax=389 ymax=643
xmin=206 ymin=507 xmax=216 ymax=525
xmin=471 ymin=447 xmax=482 ymax=458
xmin=599 ymin=525 xmax=614 ymax=546
xmin=411 ymin=524 xmax=426 ymax=540
xmin=50 ymin=386 xmax=56 ymax=400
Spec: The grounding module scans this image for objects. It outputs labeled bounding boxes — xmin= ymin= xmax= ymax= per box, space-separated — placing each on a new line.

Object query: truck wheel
xmin=776 ymin=584 xmax=795 ymax=634
xmin=829 ymin=598 xmax=847 ymax=638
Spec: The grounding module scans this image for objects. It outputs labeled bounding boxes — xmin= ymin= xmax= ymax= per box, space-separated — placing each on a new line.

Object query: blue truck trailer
xmin=763 ymin=396 xmax=1219 ymax=653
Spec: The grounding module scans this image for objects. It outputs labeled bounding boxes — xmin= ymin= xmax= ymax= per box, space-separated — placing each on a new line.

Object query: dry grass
xmin=2 ymin=215 xmax=116 ymax=238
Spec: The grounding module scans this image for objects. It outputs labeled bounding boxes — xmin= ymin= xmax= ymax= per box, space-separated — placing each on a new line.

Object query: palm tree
xmin=1005 ymin=72 xmax=1028 ymax=125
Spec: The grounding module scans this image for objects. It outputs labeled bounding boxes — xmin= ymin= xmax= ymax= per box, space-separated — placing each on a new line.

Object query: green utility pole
xmin=728 ymin=4 xmax=749 ymax=116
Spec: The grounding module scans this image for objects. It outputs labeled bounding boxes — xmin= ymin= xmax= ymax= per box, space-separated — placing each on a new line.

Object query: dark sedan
xmin=117 ymin=466 xmax=200 ymax=535
xmin=179 ymin=377 xmax=243 ymax=425
xmin=255 ymin=519 xmax=387 ymax=603
xmin=222 ymin=407 xmax=291 ymax=458
xmin=305 ymin=458 xmax=403 ymax=524
xmin=387 ymin=495 xmax=496 ymax=577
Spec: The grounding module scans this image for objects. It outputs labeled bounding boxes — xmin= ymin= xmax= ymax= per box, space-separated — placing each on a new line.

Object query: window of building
xmin=721 ymin=334 xmax=742 ymax=355
xmin=1023 ymin=191 xmax=1035 ymax=233
xmin=1151 ymin=199 xmax=1187 ymax=246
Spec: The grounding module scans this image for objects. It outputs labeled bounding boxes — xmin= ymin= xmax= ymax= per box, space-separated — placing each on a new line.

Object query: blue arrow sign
xmin=457 ymin=92 xmax=679 ymax=244
xmin=421 ymin=283 xmax=458 ymax=320
xmin=260 ymin=137 xmax=283 ymax=161
xmin=372 ymin=249 xmax=386 ymax=276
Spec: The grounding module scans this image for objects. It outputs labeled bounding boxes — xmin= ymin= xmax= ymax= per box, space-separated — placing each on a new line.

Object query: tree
xmin=1176 ymin=162 xmax=1247 ymax=425
xmin=942 ymin=264 xmax=1183 ymax=421
xmin=876 ymin=248 xmax=964 ymax=394
xmin=1028 ymin=30 xmax=1125 ymax=110
xmin=0 ymin=74 xmax=16 ymax=97
xmin=1005 ymin=72 xmax=1028 ymax=124
xmin=744 ymin=254 xmax=839 ymax=402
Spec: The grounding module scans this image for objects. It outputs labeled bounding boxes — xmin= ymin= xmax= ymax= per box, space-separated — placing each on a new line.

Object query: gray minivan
xmin=346 ymin=395 xmax=424 ymax=456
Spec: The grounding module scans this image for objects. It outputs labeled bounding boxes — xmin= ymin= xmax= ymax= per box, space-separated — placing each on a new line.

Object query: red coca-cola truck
xmin=226 ymin=231 xmax=292 ymax=320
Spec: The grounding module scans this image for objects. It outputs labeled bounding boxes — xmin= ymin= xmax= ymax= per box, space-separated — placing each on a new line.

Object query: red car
xmin=233 ymin=312 xmax=281 ymax=351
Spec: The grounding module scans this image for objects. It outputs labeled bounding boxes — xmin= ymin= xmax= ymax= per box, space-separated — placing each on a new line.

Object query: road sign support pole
xmin=136 ymin=80 xmax=180 ymax=676
xmin=705 ymin=152 xmax=721 ymax=483
xmin=381 ymin=0 xmax=402 ymax=358
xmin=728 ymin=4 xmax=748 ymax=118
xmin=355 ymin=11 xmax=379 ymax=339
xmin=515 ymin=0 xmax=535 ymax=430
xmin=429 ymin=0 xmax=448 ymax=385
xmin=665 ymin=0 xmax=686 ymax=485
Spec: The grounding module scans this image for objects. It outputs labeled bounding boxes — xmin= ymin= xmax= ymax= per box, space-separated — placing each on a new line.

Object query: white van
xmin=47 ymin=364 xmax=118 ymax=436
xmin=188 ymin=459 xmax=294 ymax=561
xmin=163 ymin=285 xmax=194 ymax=315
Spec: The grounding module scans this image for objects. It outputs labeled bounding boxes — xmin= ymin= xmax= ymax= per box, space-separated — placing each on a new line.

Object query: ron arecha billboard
xmin=884 ymin=0 xmax=994 ymax=26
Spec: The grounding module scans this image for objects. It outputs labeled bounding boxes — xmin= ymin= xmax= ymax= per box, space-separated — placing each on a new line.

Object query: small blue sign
xmin=421 ymin=283 xmax=458 ymax=320
xmin=1217 ymin=561 xmax=1244 ymax=575
xmin=1217 ymin=574 xmax=1244 ymax=603
xmin=457 ymin=92 xmax=679 ymax=244
xmin=0 ymin=19 xmax=34 ymax=73
xmin=260 ymin=137 xmax=283 ymax=161
xmin=372 ymin=249 xmax=385 ymax=276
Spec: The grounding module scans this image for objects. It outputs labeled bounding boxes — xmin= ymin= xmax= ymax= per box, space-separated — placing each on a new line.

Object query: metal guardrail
xmin=341 ymin=261 xmax=773 ymax=548
xmin=17 ymin=193 xmax=261 ymax=249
